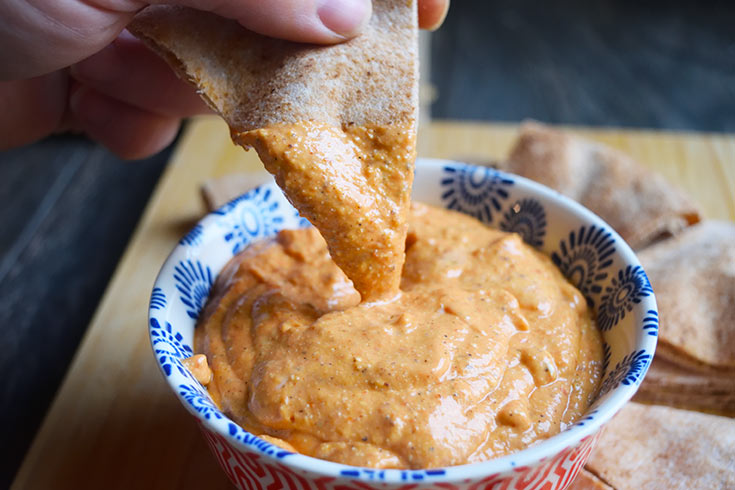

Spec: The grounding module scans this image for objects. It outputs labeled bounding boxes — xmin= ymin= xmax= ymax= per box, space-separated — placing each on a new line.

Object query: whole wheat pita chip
xmin=638 ymin=221 xmax=735 ymax=371
xmin=129 ymin=1 xmax=419 ymax=299
xmin=500 ymin=122 xmax=701 ymax=249
xmin=128 ymin=3 xmax=418 ymax=131
xmin=585 ymin=402 xmax=735 ymax=490
xmin=634 ymin=357 xmax=735 ymax=416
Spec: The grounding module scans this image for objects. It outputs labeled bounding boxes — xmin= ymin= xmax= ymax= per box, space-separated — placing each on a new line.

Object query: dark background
xmin=1 ymin=0 xmax=734 ymax=486
xmin=431 ymin=0 xmax=735 ymax=131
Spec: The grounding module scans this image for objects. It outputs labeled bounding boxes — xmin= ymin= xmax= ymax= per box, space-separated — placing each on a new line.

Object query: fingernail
xmin=318 ymin=0 xmax=372 ymax=38
xmin=422 ymin=0 xmax=450 ymax=31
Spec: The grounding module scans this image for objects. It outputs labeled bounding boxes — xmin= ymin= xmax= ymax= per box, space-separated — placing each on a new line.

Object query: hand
xmin=0 ymin=0 xmax=449 ymax=159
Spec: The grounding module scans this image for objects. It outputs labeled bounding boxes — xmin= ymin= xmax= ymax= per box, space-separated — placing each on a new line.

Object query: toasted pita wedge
xmin=130 ymin=2 xmax=419 ymax=300
xmin=568 ymin=469 xmax=613 ymax=490
xmin=129 ymin=3 xmax=418 ymax=130
xmin=585 ymin=402 xmax=735 ymax=490
xmin=501 ymin=122 xmax=701 ymax=249
xmin=634 ymin=357 xmax=735 ymax=416
xmin=638 ymin=221 xmax=735 ymax=371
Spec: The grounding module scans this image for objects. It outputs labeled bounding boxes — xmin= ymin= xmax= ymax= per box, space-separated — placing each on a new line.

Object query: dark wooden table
xmin=2 ymin=0 xmax=734 ymax=487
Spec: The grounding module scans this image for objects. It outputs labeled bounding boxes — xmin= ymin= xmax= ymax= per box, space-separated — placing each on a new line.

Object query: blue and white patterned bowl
xmin=149 ymin=159 xmax=657 ymax=490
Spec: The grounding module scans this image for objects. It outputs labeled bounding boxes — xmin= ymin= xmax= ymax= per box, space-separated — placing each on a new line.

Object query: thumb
xmin=1 ymin=0 xmax=372 ymax=80
xmin=163 ymin=0 xmax=373 ymax=44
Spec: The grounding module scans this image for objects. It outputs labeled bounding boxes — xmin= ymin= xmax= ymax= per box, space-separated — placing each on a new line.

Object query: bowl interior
xmin=149 ymin=158 xmax=657 ymax=482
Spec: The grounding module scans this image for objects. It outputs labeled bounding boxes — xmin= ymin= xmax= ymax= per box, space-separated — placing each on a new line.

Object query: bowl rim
xmin=149 ymin=158 xmax=658 ymax=483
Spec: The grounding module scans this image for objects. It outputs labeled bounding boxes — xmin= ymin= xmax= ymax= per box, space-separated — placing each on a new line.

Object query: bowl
xmin=149 ymin=159 xmax=657 ymax=490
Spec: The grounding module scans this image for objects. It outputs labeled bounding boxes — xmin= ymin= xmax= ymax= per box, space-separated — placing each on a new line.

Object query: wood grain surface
xmin=11 ymin=117 xmax=735 ymax=490
xmin=0 ymin=136 xmax=171 ymax=488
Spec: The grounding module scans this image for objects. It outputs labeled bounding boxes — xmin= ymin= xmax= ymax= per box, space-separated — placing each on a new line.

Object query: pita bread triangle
xmin=584 ymin=402 xmax=735 ymax=489
xmin=129 ymin=1 xmax=419 ymax=300
xmin=129 ymin=2 xmax=418 ymax=130
xmin=500 ymin=122 xmax=702 ymax=250
xmin=638 ymin=220 xmax=735 ymax=371
xmin=634 ymin=357 xmax=735 ymax=416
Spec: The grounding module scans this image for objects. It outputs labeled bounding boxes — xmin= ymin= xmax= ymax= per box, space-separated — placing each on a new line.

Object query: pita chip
xmin=128 ymin=3 xmax=417 ymax=131
xmin=634 ymin=357 xmax=735 ymax=416
xmin=638 ymin=221 xmax=735 ymax=371
xmin=129 ymin=2 xmax=419 ymax=300
xmin=585 ymin=402 xmax=735 ymax=490
xmin=501 ymin=122 xmax=701 ymax=249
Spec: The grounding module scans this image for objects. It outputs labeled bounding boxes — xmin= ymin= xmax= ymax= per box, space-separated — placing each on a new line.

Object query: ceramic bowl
xmin=149 ymin=159 xmax=657 ymax=490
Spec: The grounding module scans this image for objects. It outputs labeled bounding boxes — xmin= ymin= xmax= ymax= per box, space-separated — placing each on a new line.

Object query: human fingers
xmin=69 ymin=85 xmax=181 ymax=160
xmin=0 ymin=70 xmax=182 ymax=159
xmin=418 ymin=0 xmax=449 ymax=31
xmin=0 ymin=0 xmax=137 ymax=80
xmin=70 ymin=32 xmax=211 ymax=118
xmin=0 ymin=73 xmax=68 ymax=150
xmin=1 ymin=0 xmax=373 ymax=81
xmin=154 ymin=0 xmax=373 ymax=44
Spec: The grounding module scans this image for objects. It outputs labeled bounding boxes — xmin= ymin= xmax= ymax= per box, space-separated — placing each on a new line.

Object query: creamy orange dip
xmin=237 ymin=122 xmax=415 ymax=301
xmin=195 ymin=203 xmax=603 ymax=469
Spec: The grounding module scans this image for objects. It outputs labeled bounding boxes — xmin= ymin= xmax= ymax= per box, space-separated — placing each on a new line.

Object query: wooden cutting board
xmin=11 ymin=117 xmax=735 ymax=490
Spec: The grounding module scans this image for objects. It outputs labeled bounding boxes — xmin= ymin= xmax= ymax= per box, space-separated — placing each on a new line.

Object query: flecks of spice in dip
xmin=193 ymin=203 xmax=603 ymax=469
